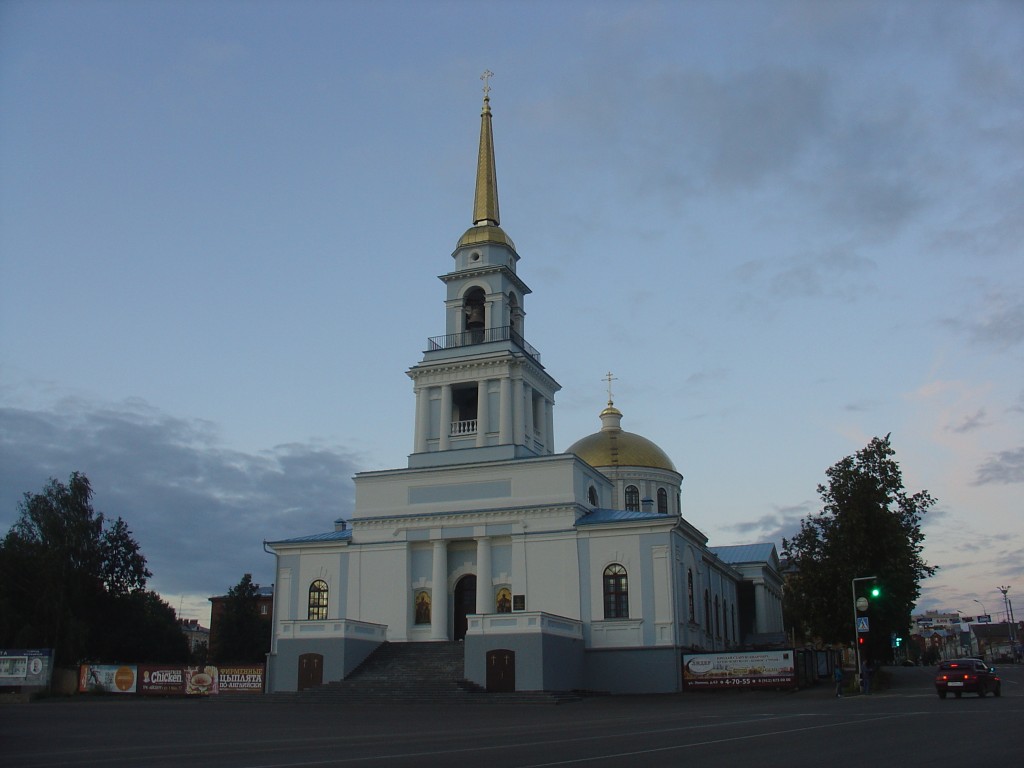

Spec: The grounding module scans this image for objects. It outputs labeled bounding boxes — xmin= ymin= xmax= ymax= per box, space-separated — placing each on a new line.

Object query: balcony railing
xmin=427 ymin=325 xmax=540 ymax=363
xmin=450 ymin=419 xmax=477 ymax=436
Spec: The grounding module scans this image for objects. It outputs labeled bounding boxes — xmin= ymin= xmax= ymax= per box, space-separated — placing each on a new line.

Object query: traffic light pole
xmin=852 ymin=575 xmax=877 ymax=693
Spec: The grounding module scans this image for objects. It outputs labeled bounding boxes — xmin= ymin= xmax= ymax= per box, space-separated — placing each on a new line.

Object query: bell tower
xmin=407 ymin=73 xmax=560 ymax=469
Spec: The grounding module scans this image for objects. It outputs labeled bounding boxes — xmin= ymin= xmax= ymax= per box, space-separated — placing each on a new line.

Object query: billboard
xmin=79 ymin=663 xmax=264 ymax=695
xmin=184 ymin=666 xmax=219 ymax=695
xmin=79 ymin=663 xmax=264 ymax=696
xmin=217 ymin=665 xmax=265 ymax=694
xmin=683 ymin=650 xmax=796 ymax=690
xmin=0 ymin=649 xmax=53 ymax=688
xmin=138 ymin=665 xmax=186 ymax=695
xmin=79 ymin=664 xmax=137 ymax=693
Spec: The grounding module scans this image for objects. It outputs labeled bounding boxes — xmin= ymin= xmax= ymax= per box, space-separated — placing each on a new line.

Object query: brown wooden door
xmin=298 ymin=653 xmax=323 ymax=691
xmin=454 ymin=575 xmax=476 ymax=640
xmin=486 ymin=649 xmax=515 ymax=692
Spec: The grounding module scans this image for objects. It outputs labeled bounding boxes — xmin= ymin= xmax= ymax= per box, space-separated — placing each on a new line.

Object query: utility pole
xmin=851 ymin=576 xmax=877 ymax=692
xmin=998 ymin=586 xmax=1014 ymax=650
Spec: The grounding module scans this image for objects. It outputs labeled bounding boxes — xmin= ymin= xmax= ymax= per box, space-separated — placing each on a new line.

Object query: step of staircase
xmin=281 ymin=641 xmax=580 ymax=705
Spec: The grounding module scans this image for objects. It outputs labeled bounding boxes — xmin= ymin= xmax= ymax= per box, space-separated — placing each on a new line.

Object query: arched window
xmin=714 ymin=596 xmax=721 ymax=637
xmin=588 ymin=485 xmax=598 ymax=506
xmin=308 ymin=580 xmax=328 ymax=621
xmin=464 ymin=287 xmax=486 ymax=337
xmin=687 ymin=569 xmax=695 ymax=621
xmin=603 ymin=564 xmax=629 ymax=619
xmin=732 ymin=605 xmax=737 ymax=642
xmin=657 ymin=488 xmax=668 ymax=514
xmin=723 ymin=601 xmax=729 ymax=642
xmin=704 ymin=589 xmax=711 ymax=630
xmin=624 ymin=485 xmax=640 ymax=511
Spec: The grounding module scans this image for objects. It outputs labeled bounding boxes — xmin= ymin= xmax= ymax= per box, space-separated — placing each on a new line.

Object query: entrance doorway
xmin=453 ymin=575 xmax=477 ymax=641
xmin=297 ymin=653 xmax=323 ymax=691
xmin=486 ymin=649 xmax=515 ymax=692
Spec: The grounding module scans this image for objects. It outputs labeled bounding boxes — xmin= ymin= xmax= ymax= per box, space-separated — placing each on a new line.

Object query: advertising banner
xmin=184 ymin=666 xmax=219 ymax=695
xmin=683 ymin=650 xmax=797 ymax=690
xmin=79 ymin=664 xmax=138 ymax=693
xmin=217 ymin=665 xmax=265 ymax=694
xmin=77 ymin=663 xmax=265 ymax=696
xmin=138 ymin=665 xmax=186 ymax=695
xmin=0 ymin=649 xmax=53 ymax=688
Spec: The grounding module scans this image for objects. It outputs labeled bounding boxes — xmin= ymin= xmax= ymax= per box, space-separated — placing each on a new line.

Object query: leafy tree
xmin=0 ymin=472 xmax=184 ymax=665
xmin=96 ymin=589 xmax=188 ymax=663
xmin=782 ymin=436 xmax=937 ymax=663
xmin=211 ymin=573 xmax=271 ymax=664
xmin=100 ymin=517 xmax=152 ymax=598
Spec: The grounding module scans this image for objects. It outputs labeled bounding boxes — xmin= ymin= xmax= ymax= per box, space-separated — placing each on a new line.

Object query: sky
xmin=1 ymin=0 xmax=1021 ymax=629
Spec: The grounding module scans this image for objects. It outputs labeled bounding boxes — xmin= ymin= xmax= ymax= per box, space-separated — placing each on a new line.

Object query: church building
xmin=265 ymin=81 xmax=785 ymax=695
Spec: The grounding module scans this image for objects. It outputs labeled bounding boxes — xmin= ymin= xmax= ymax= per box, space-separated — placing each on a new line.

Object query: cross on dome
xmin=603 ymin=371 xmax=618 ymax=406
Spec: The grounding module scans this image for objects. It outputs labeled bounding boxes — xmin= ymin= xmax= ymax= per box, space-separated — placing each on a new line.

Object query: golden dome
xmin=567 ymin=404 xmax=677 ymax=472
xmin=457 ymin=223 xmax=516 ymax=250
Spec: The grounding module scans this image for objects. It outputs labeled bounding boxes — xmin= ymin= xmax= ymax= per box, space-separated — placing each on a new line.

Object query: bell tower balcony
xmin=426 ymin=324 xmax=541 ymax=364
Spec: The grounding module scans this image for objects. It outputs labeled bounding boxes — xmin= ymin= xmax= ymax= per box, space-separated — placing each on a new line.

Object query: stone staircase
xmin=290 ymin=642 xmax=580 ymax=704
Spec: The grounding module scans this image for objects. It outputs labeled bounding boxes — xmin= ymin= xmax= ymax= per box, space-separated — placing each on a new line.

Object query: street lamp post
xmin=998 ymin=586 xmax=1014 ymax=652
xmin=955 ymin=610 xmax=968 ymax=656
xmin=1010 ymin=599 xmax=1017 ymax=660
xmin=974 ymin=599 xmax=989 ymax=660
xmin=852 ymin=575 xmax=877 ymax=692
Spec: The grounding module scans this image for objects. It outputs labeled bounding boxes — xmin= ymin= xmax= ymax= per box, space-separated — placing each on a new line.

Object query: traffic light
xmin=870 ymin=585 xmax=881 ymax=598
xmin=858 ymin=636 xmax=866 ymax=646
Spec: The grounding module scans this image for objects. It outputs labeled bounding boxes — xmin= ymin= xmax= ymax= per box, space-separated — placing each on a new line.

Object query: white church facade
xmin=265 ymin=83 xmax=785 ymax=695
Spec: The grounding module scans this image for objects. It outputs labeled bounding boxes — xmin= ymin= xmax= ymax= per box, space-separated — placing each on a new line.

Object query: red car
xmin=935 ymin=659 xmax=1001 ymax=699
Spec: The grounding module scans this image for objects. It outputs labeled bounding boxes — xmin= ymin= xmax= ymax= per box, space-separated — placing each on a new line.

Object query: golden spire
xmin=472 ymin=70 xmax=500 ymax=227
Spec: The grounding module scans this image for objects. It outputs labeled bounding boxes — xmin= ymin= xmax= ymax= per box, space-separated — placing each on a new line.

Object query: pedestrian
xmin=834 ymin=665 xmax=844 ymax=697
xmin=860 ymin=659 xmax=871 ymax=695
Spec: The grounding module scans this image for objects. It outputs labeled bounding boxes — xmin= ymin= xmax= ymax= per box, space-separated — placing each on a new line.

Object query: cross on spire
xmin=481 ymin=69 xmax=494 ymax=102
xmin=603 ymin=371 xmax=618 ymax=406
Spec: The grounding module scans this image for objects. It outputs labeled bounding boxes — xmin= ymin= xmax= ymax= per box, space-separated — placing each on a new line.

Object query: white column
xmin=431 ymin=540 xmax=448 ymax=640
xmin=513 ymin=378 xmax=525 ymax=445
xmin=438 ymin=384 xmax=452 ymax=451
xmin=499 ymin=378 xmax=512 ymax=444
xmin=476 ymin=380 xmax=489 ymax=447
xmin=414 ymin=386 xmax=429 ymax=453
xmin=754 ymin=581 xmax=767 ymax=634
xmin=475 ymin=537 xmax=492 ymax=615
xmin=533 ymin=394 xmax=546 ymax=452
xmin=524 ymin=384 xmax=535 ymax=443
xmin=545 ymin=399 xmax=555 ymax=456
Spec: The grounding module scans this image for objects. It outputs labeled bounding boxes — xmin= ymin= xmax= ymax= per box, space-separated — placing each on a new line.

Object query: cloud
xmin=843 ymin=399 xmax=878 ymax=413
xmin=948 ymin=408 xmax=989 ymax=434
xmin=725 ymin=501 xmax=814 ymax=544
xmin=973 ymin=446 xmax=1024 ymax=486
xmin=0 ymin=397 xmax=361 ymax=601
xmin=738 ymin=247 xmax=877 ymax=302
xmin=970 ymin=296 xmax=1024 ymax=349
xmin=1012 ymin=390 xmax=1024 ymax=414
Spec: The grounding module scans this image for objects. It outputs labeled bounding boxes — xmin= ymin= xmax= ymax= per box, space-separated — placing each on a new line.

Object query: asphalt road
xmin=3 ymin=664 xmax=1021 ymax=768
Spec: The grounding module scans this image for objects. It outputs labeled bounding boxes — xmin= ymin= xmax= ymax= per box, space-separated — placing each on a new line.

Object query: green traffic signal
xmin=870 ymin=586 xmax=881 ymax=598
